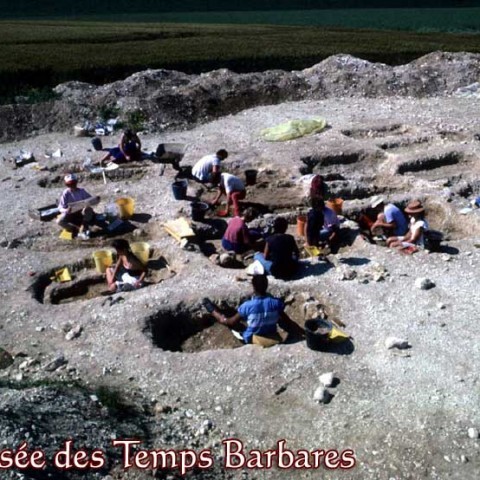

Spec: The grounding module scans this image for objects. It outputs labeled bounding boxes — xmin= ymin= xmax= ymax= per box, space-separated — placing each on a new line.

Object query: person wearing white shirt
xmin=191 ymin=149 xmax=228 ymax=184
xmin=211 ymin=173 xmax=246 ymax=217
xmin=387 ymin=200 xmax=429 ymax=250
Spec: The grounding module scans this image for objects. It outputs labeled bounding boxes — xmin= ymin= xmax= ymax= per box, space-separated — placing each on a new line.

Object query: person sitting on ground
xmin=106 ymin=239 xmax=147 ymax=292
xmin=387 ymin=200 xmax=429 ymax=251
xmin=221 ymin=208 xmax=262 ymax=254
xmin=211 ymin=172 xmax=246 ymax=217
xmin=370 ymin=196 xmax=408 ymax=238
xmin=206 ymin=274 xmax=304 ymax=345
xmin=305 ymin=198 xmax=341 ymax=253
xmin=100 ymin=129 xmax=142 ymax=165
xmin=254 ymin=217 xmax=300 ymax=280
xmin=57 ymin=174 xmax=99 ymax=240
xmin=191 ymin=149 xmax=228 ymax=185
xmin=310 ymin=174 xmax=329 ymax=202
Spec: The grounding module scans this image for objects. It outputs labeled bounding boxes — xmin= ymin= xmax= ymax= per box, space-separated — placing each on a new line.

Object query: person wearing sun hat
xmin=57 ymin=173 xmax=99 ymax=240
xmin=370 ymin=195 xmax=408 ymax=237
xmin=387 ymin=200 xmax=429 ymax=250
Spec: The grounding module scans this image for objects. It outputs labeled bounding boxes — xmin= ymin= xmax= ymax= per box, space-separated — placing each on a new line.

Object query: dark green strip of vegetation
xmin=1 ymin=20 xmax=479 ymax=103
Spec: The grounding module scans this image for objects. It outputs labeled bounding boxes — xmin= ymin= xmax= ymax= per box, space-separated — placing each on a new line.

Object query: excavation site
xmin=0 ymin=52 xmax=480 ymax=480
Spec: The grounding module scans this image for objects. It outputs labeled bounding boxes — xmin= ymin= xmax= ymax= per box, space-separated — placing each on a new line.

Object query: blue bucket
xmin=172 ymin=180 xmax=188 ymax=200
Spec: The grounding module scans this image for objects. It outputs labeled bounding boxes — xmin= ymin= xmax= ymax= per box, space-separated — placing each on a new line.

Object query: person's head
xmin=124 ymin=129 xmax=135 ymax=139
xmin=111 ymin=239 xmax=131 ymax=255
xmin=242 ymin=207 xmax=257 ymax=223
xmin=252 ymin=274 xmax=268 ymax=296
xmin=273 ymin=216 xmax=288 ymax=234
xmin=404 ymin=200 xmax=425 ymax=219
xmin=370 ymin=196 xmax=385 ymax=211
xmin=310 ymin=197 xmax=325 ymax=211
xmin=64 ymin=173 xmax=78 ymax=189
xmin=216 ymin=149 xmax=228 ymax=161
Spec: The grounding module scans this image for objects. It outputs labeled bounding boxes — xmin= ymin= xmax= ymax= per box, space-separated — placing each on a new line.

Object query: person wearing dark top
xmin=254 ymin=217 xmax=299 ymax=280
xmin=305 ymin=197 xmax=325 ymax=247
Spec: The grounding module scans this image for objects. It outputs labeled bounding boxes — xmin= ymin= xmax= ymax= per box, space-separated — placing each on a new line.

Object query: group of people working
xmin=219 ymin=173 xmax=341 ymax=280
xmin=191 ymin=149 xmax=247 ymax=217
xmin=369 ymin=196 xmax=429 ymax=251
xmin=57 ymin=173 xmax=147 ymax=293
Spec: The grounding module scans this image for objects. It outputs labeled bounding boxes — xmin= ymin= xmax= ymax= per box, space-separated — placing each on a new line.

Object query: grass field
xmin=81 ymin=8 xmax=480 ymax=33
xmin=1 ymin=18 xmax=479 ymax=102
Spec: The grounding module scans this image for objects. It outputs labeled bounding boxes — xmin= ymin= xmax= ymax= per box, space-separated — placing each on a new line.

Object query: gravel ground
xmin=0 ymin=93 xmax=480 ymax=479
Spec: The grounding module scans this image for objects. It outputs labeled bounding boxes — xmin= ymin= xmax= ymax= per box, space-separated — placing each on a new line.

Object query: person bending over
xmin=387 ymin=200 xmax=429 ymax=251
xmin=192 ymin=149 xmax=228 ymax=185
xmin=370 ymin=196 xmax=408 ymax=238
xmin=206 ymin=274 xmax=304 ymax=344
xmin=106 ymin=239 xmax=147 ymax=292
xmin=211 ymin=172 xmax=246 ymax=217
xmin=221 ymin=208 xmax=262 ymax=254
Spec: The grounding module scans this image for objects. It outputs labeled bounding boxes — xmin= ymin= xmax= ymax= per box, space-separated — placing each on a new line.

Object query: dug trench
xmin=36 ymin=164 xmax=148 ymax=188
xmin=28 ymin=248 xmax=177 ymax=305
xmin=143 ymin=291 xmax=345 ymax=354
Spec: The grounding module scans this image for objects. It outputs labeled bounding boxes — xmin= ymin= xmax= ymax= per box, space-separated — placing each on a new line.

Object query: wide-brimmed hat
xmin=370 ymin=195 xmax=385 ymax=209
xmin=64 ymin=173 xmax=78 ymax=185
xmin=405 ymin=200 xmax=425 ymax=214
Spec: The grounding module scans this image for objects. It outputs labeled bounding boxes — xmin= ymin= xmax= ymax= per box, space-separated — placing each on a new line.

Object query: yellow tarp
xmin=163 ymin=217 xmax=195 ymax=243
xmin=59 ymin=229 xmax=73 ymax=240
xmin=260 ymin=118 xmax=327 ymax=142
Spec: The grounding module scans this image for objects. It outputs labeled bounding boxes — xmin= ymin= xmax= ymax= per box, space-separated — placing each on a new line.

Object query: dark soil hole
xmin=341 ymin=124 xmax=406 ymax=139
xmin=397 ymin=151 xmax=462 ymax=174
xmin=145 ymin=303 xmax=241 ymax=353
xmin=145 ymin=294 xmax=348 ymax=354
xmin=37 ymin=167 xmax=147 ymax=188
xmin=300 ymin=150 xmax=372 ymax=174
xmin=378 ymin=136 xmax=430 ymax=150
xmin=46 ymin=274 xmax=107 ymax=305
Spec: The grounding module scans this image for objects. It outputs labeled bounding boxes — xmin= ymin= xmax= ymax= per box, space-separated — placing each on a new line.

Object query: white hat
xmin=64 ymin=173 xmax=78 ymax=185
xmin=370 ymin=195 xmax=385 ymax=209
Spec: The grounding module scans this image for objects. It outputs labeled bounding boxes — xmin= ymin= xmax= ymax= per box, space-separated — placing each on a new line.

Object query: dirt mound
xmin=1 ymin=52 xmax=480 ymax=142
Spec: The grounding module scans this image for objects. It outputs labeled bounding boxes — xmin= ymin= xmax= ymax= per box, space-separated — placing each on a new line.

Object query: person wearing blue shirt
xmin=370 ymin=196 xmax=408 ymax=237
xmin=206 ymin=275 xmax=303 ymax=344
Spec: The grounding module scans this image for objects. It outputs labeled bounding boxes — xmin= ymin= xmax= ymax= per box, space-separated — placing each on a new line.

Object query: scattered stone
xmin=467 ymin=427 xmax=479 ymax=439
xmin=437 ymin=303 xmax=446 ymax=310
xmin=319 ymin=372 xmax=335 ymax=388
xmin=461 ymin=455 xmax=469 ymax=464
xmin=415 ymin=278 xmax=436 ymax=290
xmin=43 ymin=354 xmax=67 ymax=372
xmin=65 ymin=325 xmax=82 ymax=341
xmin=339 ymin=267 xmax=357 ymax=281
xmin=313 ymin=386 xmax=331 ymax=404
xmin=385 ymin=337 xmax=410 ymax=350
xmin=35 ymin=326 xmax=45 ymax=332
xmin=0 ymin=348 xmax=14 ymax=369
xmin=219 ymin=252 xmax=236 ymax=268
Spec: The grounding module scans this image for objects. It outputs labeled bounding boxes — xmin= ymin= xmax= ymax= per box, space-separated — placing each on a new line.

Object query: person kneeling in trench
xmin=204 ymin=275 xmax=304 ymax=346
xmin=106 ymin=239 xmax=147 ymax=292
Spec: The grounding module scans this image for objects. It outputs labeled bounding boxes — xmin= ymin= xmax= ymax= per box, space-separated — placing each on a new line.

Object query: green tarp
xmin=260 ymin=117 xmax=327 ymax=142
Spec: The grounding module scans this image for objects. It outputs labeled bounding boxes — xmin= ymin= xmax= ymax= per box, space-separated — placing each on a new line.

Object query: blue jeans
xmin=253 ymin=253 xmax=273 ymax=275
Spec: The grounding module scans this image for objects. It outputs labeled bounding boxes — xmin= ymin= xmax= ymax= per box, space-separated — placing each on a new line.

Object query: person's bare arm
xmin=211 ymin=310 xmax=243 ymax=328
xmin=263 ymin=241 xmax=270 ymax=260
xmin=211 ymin=187 xmax=224 ymax=205
xmin=409 ymin=224 xmax=423 ymax=244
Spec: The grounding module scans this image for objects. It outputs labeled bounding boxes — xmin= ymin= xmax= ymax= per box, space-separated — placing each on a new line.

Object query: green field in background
xmin=1 ymin=19 xmax=479 ymax=102
xmin=60 ymin=8 xmax=480 ymax=32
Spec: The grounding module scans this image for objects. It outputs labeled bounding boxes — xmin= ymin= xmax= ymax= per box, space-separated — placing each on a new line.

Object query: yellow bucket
xmin=92 ymin=250 xmax=114 ymax=274
xmin=115 ymin=197 xmax=135 ymax=219
xmin=51 ymin=267 xmax=72 ymax=283
xmin=131 ymin=242 xmax=150 ymax=265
